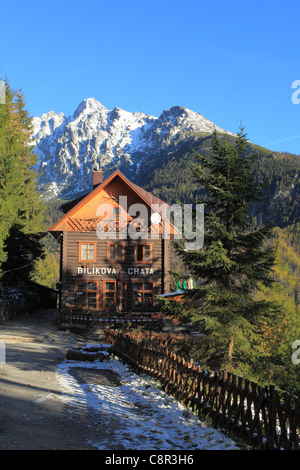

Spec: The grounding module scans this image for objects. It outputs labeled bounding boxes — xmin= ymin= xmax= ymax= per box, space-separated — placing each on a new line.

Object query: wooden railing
xmin=67 ymin=217 xmax=162 ymax=234
xmin=105 ymin=329 xmax=300 ymax=450
xmin=59 ymin=311 xmax=162 ymax=330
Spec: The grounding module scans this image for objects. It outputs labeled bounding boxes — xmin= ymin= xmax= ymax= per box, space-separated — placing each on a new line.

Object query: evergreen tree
xmin=174 ymin=128 xmax=277 ymax=372
xmin=0 ymin=79 xmax=46 ymax=283
xmin=0 ymin=81 xmax=20 ymax=264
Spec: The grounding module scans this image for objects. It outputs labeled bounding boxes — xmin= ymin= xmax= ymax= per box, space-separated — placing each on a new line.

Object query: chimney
xmin=93 ymin=166 xmax=103 ymax=189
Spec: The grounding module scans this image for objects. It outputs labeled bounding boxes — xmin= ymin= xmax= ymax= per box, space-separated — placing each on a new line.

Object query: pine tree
xmin=0 ymin=79 xmax=46 ymax=283
xmin=175 ymin=128 xmax=277 ymax=372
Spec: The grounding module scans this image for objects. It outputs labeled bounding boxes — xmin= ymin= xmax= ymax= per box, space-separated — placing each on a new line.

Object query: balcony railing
xmin=67 ymin=217 xmax=162 ymax=234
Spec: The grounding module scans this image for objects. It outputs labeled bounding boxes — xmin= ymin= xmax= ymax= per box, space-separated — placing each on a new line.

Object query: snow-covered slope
xmin=32 ymin=98 xmax=232 ymax=200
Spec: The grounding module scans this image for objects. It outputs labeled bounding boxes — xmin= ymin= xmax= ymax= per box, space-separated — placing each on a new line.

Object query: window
xmin=107 ymin=243 xmax=125 ymax=262
xmin=103 ymin=280 xmax=116 ymax=311
xmin=79 ymin=243 xmax=96 ymax=262
xmin=75 ymin=281 xmax=98 ymax=310
xmin=133 ymin=282 xmax=155 ymax=309
xmin=134 ymin=244 xmax=152 ymax=263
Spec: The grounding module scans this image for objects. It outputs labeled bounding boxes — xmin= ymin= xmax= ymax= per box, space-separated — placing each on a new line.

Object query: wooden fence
xmin=105 ymin=328 xmax=300 ymax=450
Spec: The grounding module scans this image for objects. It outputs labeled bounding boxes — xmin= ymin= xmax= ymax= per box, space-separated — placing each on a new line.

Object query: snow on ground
xmin=56 ymin=344 xmax=240 ymax=451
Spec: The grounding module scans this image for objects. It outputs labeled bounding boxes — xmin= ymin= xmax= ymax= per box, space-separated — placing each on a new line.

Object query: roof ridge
xmin=49 ymin=169 xmax=171 ymax=234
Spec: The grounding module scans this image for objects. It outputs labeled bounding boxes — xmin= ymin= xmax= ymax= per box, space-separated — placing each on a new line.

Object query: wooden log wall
xmin=60 ymin=231 xmax=170 ymax=313
xmin=105 ymin=328 xmax=300 ymax=450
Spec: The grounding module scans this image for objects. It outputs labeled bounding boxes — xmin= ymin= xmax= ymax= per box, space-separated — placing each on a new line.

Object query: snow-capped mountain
xmin=32 ymin=98 xmax=231 ymax=201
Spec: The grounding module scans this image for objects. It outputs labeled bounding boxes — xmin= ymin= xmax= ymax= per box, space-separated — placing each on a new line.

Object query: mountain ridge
xmin=32 ymin=98 xmax=233 ymax=201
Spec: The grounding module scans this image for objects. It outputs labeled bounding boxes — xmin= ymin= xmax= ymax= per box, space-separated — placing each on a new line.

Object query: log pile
xmin=66 ymin=344 xmax=112 ymax=362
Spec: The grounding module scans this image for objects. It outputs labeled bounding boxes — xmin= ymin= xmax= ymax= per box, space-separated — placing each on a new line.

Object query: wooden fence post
xmin=268 ymin=385 xmax=277 ymax=450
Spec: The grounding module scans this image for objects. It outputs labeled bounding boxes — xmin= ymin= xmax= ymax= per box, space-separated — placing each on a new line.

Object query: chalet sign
xmin=128 ymin=267 xmax=154 ymax=275
xmin=77 ymin=266 xmax=154 ymax=276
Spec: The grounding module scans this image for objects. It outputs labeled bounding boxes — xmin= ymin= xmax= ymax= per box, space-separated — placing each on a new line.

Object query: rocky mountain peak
xmin=73 ymin=97 xmax=107 ymax=119
xmin=32 ymin=99 xmax=232 ymax=201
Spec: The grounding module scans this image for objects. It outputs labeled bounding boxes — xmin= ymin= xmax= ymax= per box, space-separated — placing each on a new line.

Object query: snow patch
xmin=56 ymin=350 xmax=240 ymax=450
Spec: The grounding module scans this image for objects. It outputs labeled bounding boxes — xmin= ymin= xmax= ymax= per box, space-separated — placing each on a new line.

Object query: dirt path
xmin=0 ymin=309 xmax=110 ymax=450
xmin=0 ymin=310 xmax=242 ymax=452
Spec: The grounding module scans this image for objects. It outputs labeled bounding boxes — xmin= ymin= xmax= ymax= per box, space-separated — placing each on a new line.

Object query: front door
xmin=103 ymin=280 xmax=116 ymax=312
xmin=102 ymin=280 xmax=127 ymax=312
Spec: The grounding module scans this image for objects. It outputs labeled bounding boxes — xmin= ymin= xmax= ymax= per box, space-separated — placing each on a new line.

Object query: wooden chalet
xmin=49 ymin=169 xmax=178 ymax=327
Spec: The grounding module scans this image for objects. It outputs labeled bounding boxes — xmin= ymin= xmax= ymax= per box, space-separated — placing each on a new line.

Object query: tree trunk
xmin=228 ymin=337 xmax=234 ymax=364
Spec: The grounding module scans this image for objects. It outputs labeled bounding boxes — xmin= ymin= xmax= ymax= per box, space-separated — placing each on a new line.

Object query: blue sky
xmin=1 ymin=0 xmax=300 ymax=154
